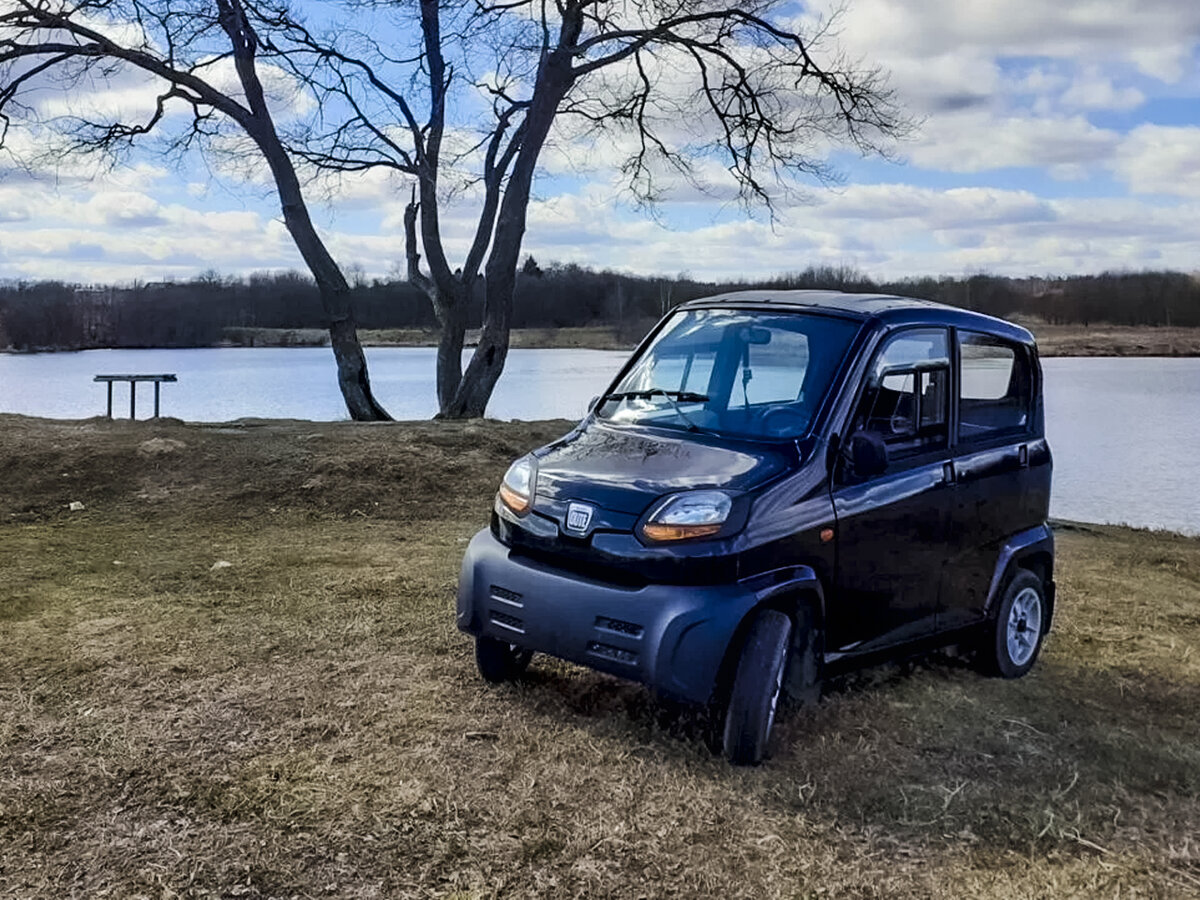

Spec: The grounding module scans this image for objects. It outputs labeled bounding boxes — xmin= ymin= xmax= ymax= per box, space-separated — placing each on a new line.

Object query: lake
xmin=1 ymin=347 xmax=1197 ymax=535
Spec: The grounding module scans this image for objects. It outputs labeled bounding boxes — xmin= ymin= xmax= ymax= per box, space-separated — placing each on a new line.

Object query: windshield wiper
xmin=601 ymin=389 xmax=709 ymax=404
xmin=599 ymin=388 xmax=710 ymax=432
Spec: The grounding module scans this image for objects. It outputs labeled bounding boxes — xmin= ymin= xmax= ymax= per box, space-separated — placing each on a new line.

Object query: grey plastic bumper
xmin=456 ymin=529 xmax=763 ymax=704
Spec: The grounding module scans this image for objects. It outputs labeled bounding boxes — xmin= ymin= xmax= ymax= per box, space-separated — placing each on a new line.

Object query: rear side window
xmin=853 ymin=328 xmax=950 ymax=461
xmin=958 ymin=332 xmax=1032 ymax=441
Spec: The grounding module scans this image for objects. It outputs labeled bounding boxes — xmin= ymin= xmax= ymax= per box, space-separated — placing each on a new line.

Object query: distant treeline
xmin=1 ymin=262 xmax=1198 ymax=351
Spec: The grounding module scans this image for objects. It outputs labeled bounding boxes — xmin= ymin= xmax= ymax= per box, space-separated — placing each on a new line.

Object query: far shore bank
xmin=222 ymin=322 xmax=1200 ymax=357
xmin=6 ymin=322 xmax=1200 ymax=357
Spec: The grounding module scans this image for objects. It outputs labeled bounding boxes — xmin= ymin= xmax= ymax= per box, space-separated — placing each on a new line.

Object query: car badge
xmin=565 ymin=502 xmax=594 ymax=533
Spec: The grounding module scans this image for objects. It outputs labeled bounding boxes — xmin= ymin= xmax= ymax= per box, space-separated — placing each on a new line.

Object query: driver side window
xmin=853 ymin=329 xmax=950 ymax=463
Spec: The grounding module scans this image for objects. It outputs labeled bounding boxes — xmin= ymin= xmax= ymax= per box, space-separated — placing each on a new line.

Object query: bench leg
xmin=129 ymin=382 xmax=136 ymax=420
xmin=154 ymin=382 xmax=161 ymax=418
xmin=106 ymin=382 xmax=113 ymax=419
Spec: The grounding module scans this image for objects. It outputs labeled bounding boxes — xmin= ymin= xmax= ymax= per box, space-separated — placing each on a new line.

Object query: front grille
xmin=489 ymin=610 xmax=525 ymax=634
xmin=511 ymin=547 xmax=649 ymax=588
xmin=586 ymin=641 xmax=638 ymax=665
xmin=489 ymin=585 xmax=524 ymax=607
xmin=595 ymin=616 xmax=644 ymax=638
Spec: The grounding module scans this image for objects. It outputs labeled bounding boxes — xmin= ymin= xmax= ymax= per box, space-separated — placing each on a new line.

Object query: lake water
xmin=1 ymin=347 xmax=1197 ymax=535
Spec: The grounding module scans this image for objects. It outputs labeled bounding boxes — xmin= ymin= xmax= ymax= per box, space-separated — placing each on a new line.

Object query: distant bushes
xmin=1 ymin=264 xmax=1197 ymax=352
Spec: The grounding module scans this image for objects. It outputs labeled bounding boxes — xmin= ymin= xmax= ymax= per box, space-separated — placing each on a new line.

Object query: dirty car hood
xmin=532 ymin=421 xmax=793 ymax=516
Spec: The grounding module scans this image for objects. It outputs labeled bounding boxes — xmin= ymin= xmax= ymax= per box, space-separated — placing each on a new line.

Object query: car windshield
xmin=597 ymin=308 xmax=861 ymax=440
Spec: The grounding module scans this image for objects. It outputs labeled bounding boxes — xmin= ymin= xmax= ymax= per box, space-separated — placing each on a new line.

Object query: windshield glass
xmin=597 ymin=309 xmax=861 ymax=440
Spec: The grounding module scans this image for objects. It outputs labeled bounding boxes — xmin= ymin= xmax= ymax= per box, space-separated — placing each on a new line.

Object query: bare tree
xmin=0 ymin=0 xmax=390 ymax=420
xmin=271 ymin=0 xmax=908 ymax=417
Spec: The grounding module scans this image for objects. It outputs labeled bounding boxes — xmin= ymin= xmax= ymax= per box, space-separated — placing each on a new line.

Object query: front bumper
xmin=456 ymin=529 xmax=762 ymax=704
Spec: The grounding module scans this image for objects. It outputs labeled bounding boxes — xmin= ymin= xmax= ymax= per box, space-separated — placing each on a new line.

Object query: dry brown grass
xmin=1020 ymin=322 xmax=1200 ymax=357
xmin=223 ymin=322 xmax=1200 ymax=358
xmin=358 ymin=326 xmax=643 ymax=351
xmin=1 ymin=416 xmax=1198 ymax=898
xmin=221 ymin=326 xmax=645 ymax=352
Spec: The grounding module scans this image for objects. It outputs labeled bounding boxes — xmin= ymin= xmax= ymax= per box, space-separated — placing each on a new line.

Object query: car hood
xmin=532 ymin=420 xmax=794 ymax=517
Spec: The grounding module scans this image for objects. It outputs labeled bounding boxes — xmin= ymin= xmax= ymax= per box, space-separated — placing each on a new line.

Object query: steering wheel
xmin=758 ymin=404 xmax=808 ymax=437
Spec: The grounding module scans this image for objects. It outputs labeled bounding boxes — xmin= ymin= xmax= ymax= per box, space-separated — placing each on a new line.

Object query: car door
xmin=940 ymin=331 xmax=1049 ymax=630
xmin=829 ymin=328 xmax=954 ymax=656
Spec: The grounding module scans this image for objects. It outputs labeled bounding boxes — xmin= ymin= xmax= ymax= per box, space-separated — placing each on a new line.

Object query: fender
xmin=738 ymin=565 xmax=826 ymax=704
xmin=742 ymin=564 xmax=826 ymax=619
xmin=984 ymin=523 xmax=1055 ymax=618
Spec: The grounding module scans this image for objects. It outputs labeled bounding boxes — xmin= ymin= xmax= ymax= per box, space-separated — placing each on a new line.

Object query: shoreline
xmin=219 ymin=322 xmax=1200 ymax=356
xmin=5 ymin=322 xmax=1200 ymax=356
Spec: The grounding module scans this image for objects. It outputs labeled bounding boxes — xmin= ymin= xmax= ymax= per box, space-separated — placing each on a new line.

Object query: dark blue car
xmin=457 ymin=291 xmax=1055 ymax=764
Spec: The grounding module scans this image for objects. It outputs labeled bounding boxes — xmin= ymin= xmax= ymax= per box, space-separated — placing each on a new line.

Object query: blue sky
xmin=2 ymin=0 xmax=1200 ymax=284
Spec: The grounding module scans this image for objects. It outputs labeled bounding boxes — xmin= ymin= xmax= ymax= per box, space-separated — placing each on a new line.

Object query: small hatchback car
xmin=458 ymin=291 xmax=1054 ymax=764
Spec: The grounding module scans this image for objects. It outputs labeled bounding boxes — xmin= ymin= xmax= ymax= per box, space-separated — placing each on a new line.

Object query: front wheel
xmin=475 ymin=636 xmax=533 ymax=683
xmin=980 ymin=570 xmax=1047 ymax=678
xmin=721 ymin=609 xmax=793 ymax=766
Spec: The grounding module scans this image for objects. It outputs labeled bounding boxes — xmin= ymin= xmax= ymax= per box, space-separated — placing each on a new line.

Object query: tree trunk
xmin=219 ymin=3 xmax=391 ymax=422
xmin=328 ymin=314 xmax=390 ymax=420
xmin=434 ymin=298 xmax=467 ymax=412
xmin=443 ymin=325 xmax=506 ymax=418
xmin=264 ymin=171 xmax=390 ymax=420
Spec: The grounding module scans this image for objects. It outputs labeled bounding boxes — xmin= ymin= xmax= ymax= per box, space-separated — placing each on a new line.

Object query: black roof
xmin=677 ymin=290 xmax=1035 ymax=346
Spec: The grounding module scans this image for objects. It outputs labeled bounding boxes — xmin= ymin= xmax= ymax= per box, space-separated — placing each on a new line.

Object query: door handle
xmin=943 ymin=461 xmax=955 ymax=484
xmin=1018 ymin=444 xmax=1029 ymax=467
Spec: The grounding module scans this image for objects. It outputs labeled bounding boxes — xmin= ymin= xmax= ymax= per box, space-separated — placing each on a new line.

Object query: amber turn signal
xmin=641 ymin=522 xmax=723 ymax=542
xmin=498 ymin=482 xmax=530 ymax=514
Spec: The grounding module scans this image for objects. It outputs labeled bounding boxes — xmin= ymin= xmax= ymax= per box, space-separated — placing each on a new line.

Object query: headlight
xmin=498 ymin=456 xmax=536 ymax=515
xmin=641 ymin=490 xmax=732 ymax=542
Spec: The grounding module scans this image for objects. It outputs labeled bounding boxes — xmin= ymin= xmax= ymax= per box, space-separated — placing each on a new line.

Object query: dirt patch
xmin=0 ymin=414 xmax=571 ymax=525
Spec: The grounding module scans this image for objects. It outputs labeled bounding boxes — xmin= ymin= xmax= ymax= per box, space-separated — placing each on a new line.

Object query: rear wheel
xmin=980 ymin=570 xmax=1047 ymax=678
xmin=475 ymin=636 xmax=533 ymax=683
xmin=721 ymin=609 xmax=793 ymax=766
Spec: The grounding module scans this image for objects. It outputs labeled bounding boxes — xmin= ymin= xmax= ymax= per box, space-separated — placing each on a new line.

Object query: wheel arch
xmin=984 ymin=524 xmax=1055 ymax=625
xmin=712 ymin=569 xmax=826 ymax=709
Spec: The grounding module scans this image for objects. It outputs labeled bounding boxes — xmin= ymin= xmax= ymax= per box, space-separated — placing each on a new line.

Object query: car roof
xmin=677 ymin=290 xmax=1036 ymax=346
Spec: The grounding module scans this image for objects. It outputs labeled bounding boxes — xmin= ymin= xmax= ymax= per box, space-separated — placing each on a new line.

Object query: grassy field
xmin=1 ymin=416 xmax=1198 ymax=898
xmin=223 ymin=325 xmax=643 ymax=352
xmin=222 ymin=322 xmax=1200 ymax=357
xmin=1021 ymin=322 xmax=1200 ymax=357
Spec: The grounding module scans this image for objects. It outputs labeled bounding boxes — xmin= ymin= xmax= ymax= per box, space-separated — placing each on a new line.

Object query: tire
xmin=721 ymin=609 xmax=793 ymax=766
xmin=475 ymin=636 xmax=533 ymax=683
xmin=980 ymin=570 xmax=1047 ymax=678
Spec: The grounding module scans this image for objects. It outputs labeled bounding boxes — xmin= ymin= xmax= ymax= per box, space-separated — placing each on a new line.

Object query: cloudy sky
xmin=2 ymin=0 xmax=1199 ymax=285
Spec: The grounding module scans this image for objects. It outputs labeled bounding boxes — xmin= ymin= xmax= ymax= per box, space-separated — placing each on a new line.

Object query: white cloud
xmin=1060 ymin=69 xmax=1145 ymax=112
xmin=791 ymin=0 xmax=1186 ymax=179
xmin=906 ymin=112 xmax=1119 ymax=173
xmin=826 ymin=0 xmax=1200 ymax=83
xmin=6 ymin=161 xmax=1200 ymax=285
xmin=1112 ymin=125 xmax=1200 ymax=198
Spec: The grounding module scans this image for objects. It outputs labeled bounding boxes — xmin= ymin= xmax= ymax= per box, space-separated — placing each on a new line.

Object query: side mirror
xmin=848 ymin=431 xmax=888 ymax=478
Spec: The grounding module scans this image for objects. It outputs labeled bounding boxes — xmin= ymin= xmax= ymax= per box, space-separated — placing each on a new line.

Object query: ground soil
xmin=1 ymin=415 xmax=1198 ymax=898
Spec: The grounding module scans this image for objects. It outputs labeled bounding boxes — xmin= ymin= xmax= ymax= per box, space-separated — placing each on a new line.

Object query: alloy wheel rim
xmin=1006 ymin=587 xmax=1043 ymax=666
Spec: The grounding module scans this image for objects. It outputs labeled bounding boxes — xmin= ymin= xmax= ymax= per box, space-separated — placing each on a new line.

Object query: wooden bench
xmin=94 ymin=374 xmax=178 ymax=420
